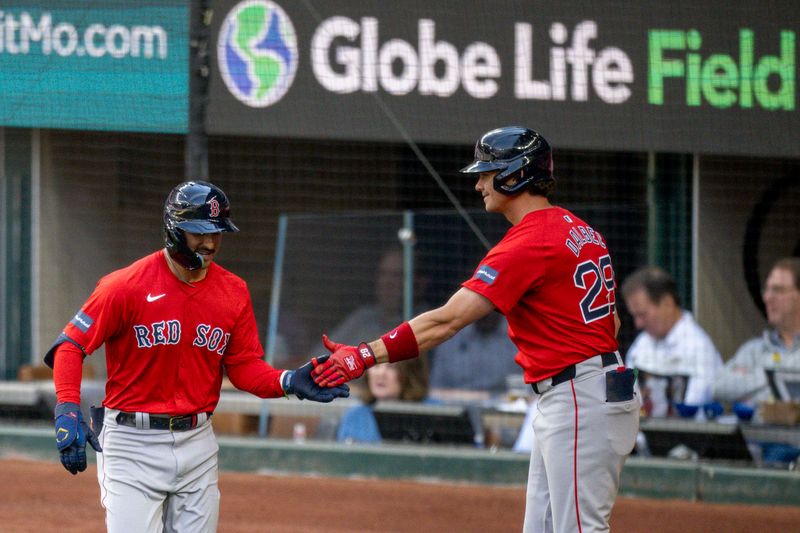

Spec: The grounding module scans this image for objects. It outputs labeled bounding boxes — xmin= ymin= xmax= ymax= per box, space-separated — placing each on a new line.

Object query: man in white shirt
xmin=622 ymin=267 xmax=723 ymax=417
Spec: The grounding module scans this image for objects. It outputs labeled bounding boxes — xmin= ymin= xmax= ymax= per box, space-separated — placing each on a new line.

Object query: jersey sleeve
xmin=222 ymin=291 xmax=284 ymax=398
xmin=462 ymin=239 xmax=544 ymax=315
xmin=53 ymin=343 xmax=84 ymax=404
xmin=44 ymin=275 xmax=127 ymax=367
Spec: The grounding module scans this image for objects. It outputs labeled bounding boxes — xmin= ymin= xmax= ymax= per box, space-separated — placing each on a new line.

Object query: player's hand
xmin=311 ymin=334 xmax=376 ymax=387
xmin=283 ymin=355 xmax=350 ymax=402
xmin=54 ymin=402 xmax=102 ymax=475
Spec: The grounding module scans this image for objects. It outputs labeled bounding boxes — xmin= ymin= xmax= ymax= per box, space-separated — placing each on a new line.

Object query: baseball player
xmin=312 ymin=127 xmax=640 ymax=533
xmin=44 ymin=181 xmax=348 ymax=533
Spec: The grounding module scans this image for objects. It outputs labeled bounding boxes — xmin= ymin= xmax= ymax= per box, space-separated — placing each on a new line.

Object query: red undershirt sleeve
xmin=53 ymin=343 xmax=84 ymax=404
xmin=225 ymin=359 xmax=285 ymax=399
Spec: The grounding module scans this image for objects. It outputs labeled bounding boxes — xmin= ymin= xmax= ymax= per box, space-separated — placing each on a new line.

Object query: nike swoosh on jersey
xmin=389 ymin=330 xmax=398 ymax=339
xmin=146 ymin=293 xmax=166 ymax=302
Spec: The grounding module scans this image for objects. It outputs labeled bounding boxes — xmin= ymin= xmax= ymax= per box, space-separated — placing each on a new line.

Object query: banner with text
xmin=0 ymin=1 xmax=188 ymax=133
xmin=207 ymin=0 xmax=798 ymax=157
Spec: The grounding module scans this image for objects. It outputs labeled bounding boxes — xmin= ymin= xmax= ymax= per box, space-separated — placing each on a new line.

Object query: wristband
xmin=380 ymin=322 xmax=419 ymax=363
xmin=280 ymin=370 xmax=294 ymax=397
xmin=357 ymin=343 xmax=377 ymax=368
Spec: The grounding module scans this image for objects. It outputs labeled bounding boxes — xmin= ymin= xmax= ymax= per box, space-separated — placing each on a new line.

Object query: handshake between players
xmin=309 ymin=316 xmax=425 ymax=390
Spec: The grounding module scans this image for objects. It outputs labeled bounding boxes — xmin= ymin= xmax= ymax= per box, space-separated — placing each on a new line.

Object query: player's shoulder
xmin=513 ymin=206 xmax=584 ymax=234
xmin=557 ymin=206 xmax=605 ymax=229
xmin=97 ymin=250 xmax=162 ymax=287
xmin=209 ymin=262 xmax=249 ymax=290
xmin=490 ymin=207 xmax=566 ymax=257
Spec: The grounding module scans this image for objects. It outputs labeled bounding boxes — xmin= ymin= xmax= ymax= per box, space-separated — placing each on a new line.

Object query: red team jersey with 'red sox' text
xmin=463 ymin=206 xmax=618 ymax=383
xmin=48 ymin=251 xmax=282 ymax=414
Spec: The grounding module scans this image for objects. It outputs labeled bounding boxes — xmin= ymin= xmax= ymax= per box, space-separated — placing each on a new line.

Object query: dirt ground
xmin=3 ymin=457 xmax=799 ymax=532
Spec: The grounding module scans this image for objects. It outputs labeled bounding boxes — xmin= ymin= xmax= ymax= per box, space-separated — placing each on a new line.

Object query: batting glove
xmin=311 ymin=334 xmax=376 ymax=387
xmin=54 ymin=402 xmax=102 ymax=475
xmin=282 ymin=355 xmax=351 ymax=402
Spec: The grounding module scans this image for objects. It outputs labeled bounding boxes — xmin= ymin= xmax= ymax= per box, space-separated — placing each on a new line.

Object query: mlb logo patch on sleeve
xmin=475 ymin=265 xmax=499 ymax=284
xmin=70 ymin=310 xmax=94 ymax=333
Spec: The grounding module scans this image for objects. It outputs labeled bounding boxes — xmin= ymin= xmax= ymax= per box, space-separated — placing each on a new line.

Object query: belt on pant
xmin=531 ymin=352 xmax=619 ymax=394
xmin=115 ymin=411 xmax=211 ymax=431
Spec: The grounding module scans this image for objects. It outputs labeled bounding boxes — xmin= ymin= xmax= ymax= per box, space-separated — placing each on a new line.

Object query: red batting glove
xmin=312 ymin=334 xmax=376 ymax=387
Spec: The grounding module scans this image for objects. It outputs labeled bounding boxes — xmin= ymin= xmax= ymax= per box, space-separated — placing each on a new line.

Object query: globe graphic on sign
xmin=218 ymin=1 xmax=298 ymax=107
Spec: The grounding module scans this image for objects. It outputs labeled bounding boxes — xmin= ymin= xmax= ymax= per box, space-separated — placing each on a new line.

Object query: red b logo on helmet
xmin=209 ymin=198 xmax=220 ymax=218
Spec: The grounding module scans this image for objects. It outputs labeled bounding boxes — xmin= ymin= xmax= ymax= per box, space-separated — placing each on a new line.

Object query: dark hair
xmin=361 ymin=357 xmax=429 ymax=404
xmin=529 ymin=177 xmax=556 ymax=198
xmin=620 ymin=266 xmax=681 ymax=307
xmin=771 ymin=257 xmax=800 ymax=289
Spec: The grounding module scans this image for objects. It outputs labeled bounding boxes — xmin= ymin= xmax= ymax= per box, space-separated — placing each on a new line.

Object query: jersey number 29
xmin=573 ymin=255 xmax=615 ymax=323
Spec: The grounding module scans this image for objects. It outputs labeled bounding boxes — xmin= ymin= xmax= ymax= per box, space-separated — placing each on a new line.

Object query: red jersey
xmin=47 ymin=251 xmax=283 ymax=414
xmin=462 ymin=206 xmax=618 ymax=383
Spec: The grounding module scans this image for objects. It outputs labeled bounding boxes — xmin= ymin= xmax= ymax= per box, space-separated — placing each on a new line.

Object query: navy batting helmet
xmin=459 ymin=126 xmax=554 ymax=196
xmin=163 ymin=181 xmax=239 ymax=270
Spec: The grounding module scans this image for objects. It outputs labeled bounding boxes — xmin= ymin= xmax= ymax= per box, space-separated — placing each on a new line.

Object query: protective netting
xmin=3 ymin=0 xmax=798 ymax=468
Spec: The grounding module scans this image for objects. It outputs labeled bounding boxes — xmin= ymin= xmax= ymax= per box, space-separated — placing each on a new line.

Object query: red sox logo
xmin=209 ymin=197 xmax=220 ymax=217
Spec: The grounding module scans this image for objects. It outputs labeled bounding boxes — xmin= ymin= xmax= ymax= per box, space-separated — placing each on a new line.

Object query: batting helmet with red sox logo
xmin=163 ymin=181 xmax=239 ymax=270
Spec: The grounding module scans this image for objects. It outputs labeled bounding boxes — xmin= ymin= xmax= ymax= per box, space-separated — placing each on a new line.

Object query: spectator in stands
xmin=714 ymin=257 xmax=800 ymax=405
xmin=311 ymin=247 xmax=430 ymax=356
xmin=337 ymin=358 xmax=429 ymax=444
xmin=429 ymin=312 xmax=520 ymax=395
xmin=622 ymin=266 xmax=723 ymax=418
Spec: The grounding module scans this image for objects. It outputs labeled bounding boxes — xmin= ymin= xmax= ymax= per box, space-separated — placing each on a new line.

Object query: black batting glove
xmin=54 ymin=402 xmax=102 ymax=475
xmin=282 ymin=355 xmax=350 ymax=402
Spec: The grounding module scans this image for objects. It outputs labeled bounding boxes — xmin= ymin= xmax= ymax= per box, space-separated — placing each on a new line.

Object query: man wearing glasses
xmin=715 ymin=257 xmax=800 ymax=404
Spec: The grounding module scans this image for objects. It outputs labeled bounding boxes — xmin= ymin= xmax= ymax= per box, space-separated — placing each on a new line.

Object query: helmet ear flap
xmin=493 ymin=158 xmax=528 ymax=195
xmin=163 ymin=212 xmax=203 ymax=271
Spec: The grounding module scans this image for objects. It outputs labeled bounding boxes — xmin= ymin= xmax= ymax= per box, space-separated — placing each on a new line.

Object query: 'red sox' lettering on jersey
xmin=192 ymin=324 xmax=231 ymax=355
xmin=132 ymin=320 xmax=181 ymax=348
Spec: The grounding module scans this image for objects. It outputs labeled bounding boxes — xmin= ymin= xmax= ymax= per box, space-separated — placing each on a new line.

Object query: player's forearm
xmin=311 ymin=297 xmax=492 ymax=385
xmin=367 ymin=300 xmax=481 ymax=364
xmin=53 ymin=343 xmax=84 ymax=404
xmin=226 ymin=359 xmax=285 ymax=399
xmin=410 ymin=310 xmax=463 ymax=351
xmin=367 ymin=312 xmax=459 ymax=364
xmin=368 ymin=288 xmax=494 ymax=364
